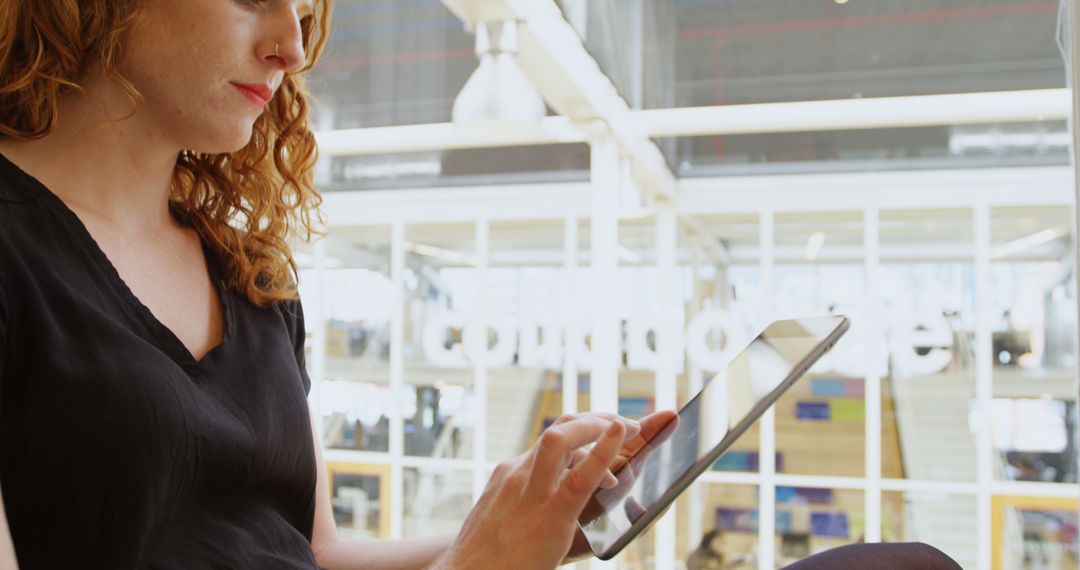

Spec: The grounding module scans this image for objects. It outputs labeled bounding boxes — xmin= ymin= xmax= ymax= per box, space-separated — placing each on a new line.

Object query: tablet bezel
xmin=583 ymin=315 xmax=851 ymax=560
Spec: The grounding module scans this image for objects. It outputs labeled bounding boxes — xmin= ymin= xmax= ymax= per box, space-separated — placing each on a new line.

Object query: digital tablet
xmin=577 ymin=315 xmax=850 ymax=560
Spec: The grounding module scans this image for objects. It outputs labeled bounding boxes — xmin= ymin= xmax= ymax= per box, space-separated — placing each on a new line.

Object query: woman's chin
xmin=193 ymin=129 xmax=258 ymax=156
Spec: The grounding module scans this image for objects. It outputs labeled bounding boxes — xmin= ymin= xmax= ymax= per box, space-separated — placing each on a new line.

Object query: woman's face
xmin=117 ymin=0 xmax=313 ymax=154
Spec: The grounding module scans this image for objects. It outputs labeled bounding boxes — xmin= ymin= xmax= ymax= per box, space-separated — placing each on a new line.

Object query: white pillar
xmin=688 ymin=236 xmax=705 ymax=552
xmin=313 ymin=106 xmax=334 ymax=188
xmin=590 ymin=134 xmax=620 ymax=570
xmin=589 ymin=135 xmax=621 ymax=415
xmin=863 ymin=208 xmax=883 ymax=542
xmin=974 ymin=205 xmax=992 ymax=570
xmin=1066 ymin=0 xmax=1080 ymax=542
xmin=564 ymin=217 xmax=580 ymax=416
xmin=654 ymin=205 xmax=678 ymax=570
xmin=473 ymin=220 xmax=490 ymax=500
xmin=389 ymin=222 xmax=406 ymax=539
xmin=309 ymin=237 xmax=328 ymax=442
xmin=757 ymin=210 xmax=776 ymax=570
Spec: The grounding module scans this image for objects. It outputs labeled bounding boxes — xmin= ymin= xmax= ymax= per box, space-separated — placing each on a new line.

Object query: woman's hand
xmin=430 ymin=410 xmax=677 ymax=570
xmin=564 ymin=410 xmax=678 ymax=563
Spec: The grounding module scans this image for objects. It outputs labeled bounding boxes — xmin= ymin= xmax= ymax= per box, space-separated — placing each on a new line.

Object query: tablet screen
xmin=578 ymin=316 xmax=848 ymax=557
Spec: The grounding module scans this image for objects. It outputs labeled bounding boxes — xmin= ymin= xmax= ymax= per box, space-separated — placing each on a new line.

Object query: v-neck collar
xmin=0 ymin=151 xmax=234 ymax=374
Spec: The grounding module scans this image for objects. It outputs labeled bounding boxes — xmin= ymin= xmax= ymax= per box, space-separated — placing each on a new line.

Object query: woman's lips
xmin=231 ymin=82 xmax=271 ymax=108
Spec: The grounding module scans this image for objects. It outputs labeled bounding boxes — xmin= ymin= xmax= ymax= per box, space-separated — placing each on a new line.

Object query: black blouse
xmin=0 ymin=153 xmax=319 ymax=569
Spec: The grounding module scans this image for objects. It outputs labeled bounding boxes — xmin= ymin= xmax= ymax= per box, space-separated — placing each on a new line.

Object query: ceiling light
xmin=617 ymin=245 xmax=642 ymax=265
xmin=990 ymin=228 xmax=1066 ymax=259
xmin=452 ymin=20 xmax=546 ymax=131
xmin=405 ymin=241 xmax=476 ymax=266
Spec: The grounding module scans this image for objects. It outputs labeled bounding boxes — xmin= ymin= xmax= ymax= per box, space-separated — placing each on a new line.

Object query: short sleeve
xmin=281 ymin=297 xmax=312 ymax=396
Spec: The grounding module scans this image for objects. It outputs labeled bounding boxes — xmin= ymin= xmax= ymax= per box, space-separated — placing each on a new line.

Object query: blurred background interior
xmin=293 ymin=1 xmax=1080 ymax=569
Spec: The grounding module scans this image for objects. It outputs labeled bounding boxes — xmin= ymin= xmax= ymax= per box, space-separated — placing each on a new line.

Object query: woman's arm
xmin=0 ymin=486 xmax=18 ymax=569
xmin=307 ymin=408 xmax=454 ymax=570
xmin=0 ymin=278 xmax=13 ymax=568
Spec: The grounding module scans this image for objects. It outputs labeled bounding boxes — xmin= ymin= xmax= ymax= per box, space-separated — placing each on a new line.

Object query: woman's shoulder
xmin=274 ymin=295 xmax=306 ymax=336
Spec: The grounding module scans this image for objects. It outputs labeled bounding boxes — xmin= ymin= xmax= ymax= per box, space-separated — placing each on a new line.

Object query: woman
xmin=0 ymin=0 xmax=674 ymax=567
xmin=686 ymin=529 xmax=726 ymax=570
xmin=0 ymin=0 xmax=974 ymax=568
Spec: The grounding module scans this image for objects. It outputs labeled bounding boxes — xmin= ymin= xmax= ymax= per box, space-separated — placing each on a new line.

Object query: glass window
xmin=308 ymin=227 xmax=395 ymax=453
xmin=306 ymin=0 xmax=473 ymax=129
xmin=402 ymin=223 xmax=478 ymax=460
xmin=879 ymin=209 xmax=977 ymax=482
xmin=686 ymin=483 xmax=760 ymax=570
xmin=652 ymin=1 xmax=1064 ymax=109
xmin=485 ymin=220 xmax=570 ymax=462
xmin=662 ymin=120 xmax=1070 ymax=177
xmin=990 ymin=206 xmax=1077 ymax=484
xmin=772 ymin=211 xmax=866 ymax=478
xmin=402 ymin=467 xmax=473 ymax=538
xmin=883 ymin=491 xmax=976 ymax=569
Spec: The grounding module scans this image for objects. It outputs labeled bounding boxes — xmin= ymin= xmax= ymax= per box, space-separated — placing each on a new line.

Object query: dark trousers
xmin=782 ymin=543 xmax=964 ymax=569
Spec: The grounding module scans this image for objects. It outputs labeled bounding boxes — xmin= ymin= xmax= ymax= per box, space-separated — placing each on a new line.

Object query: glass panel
xmin=613 ymin=215 xmax=664 ymax=427
xmin=990 ymin=206 xmax=1078 ymax=484
xmin=566 ymin=218 xmax=599 ymax=415
xmin=403 ymin=223 xmax=477 ymax=459
xmin=485 ymin=220 xmax=567 ymax=462
xmin=306 ymin=0 xmax=473 ymax=129
xmin=326 ymin=462 xmax=391 ymax=538
xmin=324 ymin=145 xmax=590 ymax=191
xmin=308 ymin=227 xmax=394 ymax=452
xmin=663 ymin=121 xmax=1069 ymax=178
xmin=993 ymin=495 xmax=1079 ymax=569
xmin=653 ymin=2 xmax=1064 ymax=109
xmin=686 ymin=483 xmax=759 ymax=569
xmin=689 ymin=214 xmax=763 ymax=475
xmin=776 ymin=487 xmax=865 ymax=566
xmin=883 ymin=491 xmax=976 ymax=569
xmin=773 ymin=211 xmax=866 ymax=478
xmin=879 ymin=209 xmax=976 ymax=482
xmin=402 ymin=467 xmax=472 ymax=538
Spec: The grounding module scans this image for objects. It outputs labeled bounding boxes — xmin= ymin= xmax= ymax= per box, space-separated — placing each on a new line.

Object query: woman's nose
xmin=265 ymin=9 xmax=307 ymax=72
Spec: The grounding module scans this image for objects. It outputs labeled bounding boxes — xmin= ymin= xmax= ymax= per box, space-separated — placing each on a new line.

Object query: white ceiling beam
xmin=631 ymin=89 xmax=1069 ymax=138
xmin=440 ymin=0 xmax=527 ymax=31
xmin=314 ymin=116 xmax=585 ymax=156
xmin=319 ymin=166 xmax=1072 ymax=227
xmin=677 ymin=166 xmax=1073 ymax=212
xmin=440 ymin=0 xmax=677 ymax=204
xmin=314 ymin=89 xmax=1068 ymax=157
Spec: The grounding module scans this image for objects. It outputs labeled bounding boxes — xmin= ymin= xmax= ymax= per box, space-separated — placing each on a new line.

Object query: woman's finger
xmin=528 ymin=416 xmax=612 ymax=495
xmin=556 ymin=421 xmax=626 ymax=511
xmin=554 ymin=412 xmax=641 ymax=440
xmin=618 ymin=409 xmax=677 ymax=457
xmin=566 ymin=448 xmax=619 ymax=489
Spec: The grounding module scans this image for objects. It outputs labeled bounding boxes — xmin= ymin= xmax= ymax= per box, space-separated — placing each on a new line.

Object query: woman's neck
xmin=0 ymin=72 xmax=182 ymax=237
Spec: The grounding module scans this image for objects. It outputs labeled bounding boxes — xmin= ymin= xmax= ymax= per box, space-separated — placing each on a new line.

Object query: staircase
xmin=486 ymin=367 xmax=549 ymax=461
xmin=407 ymin=366 xmax=547 ymax=534
xmin=890 ymin=370 xmax=979 ymax=569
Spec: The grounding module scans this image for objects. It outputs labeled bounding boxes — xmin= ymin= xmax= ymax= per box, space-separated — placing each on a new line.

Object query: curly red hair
xmin=0 ymin=0 xmax=332 ymax=307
